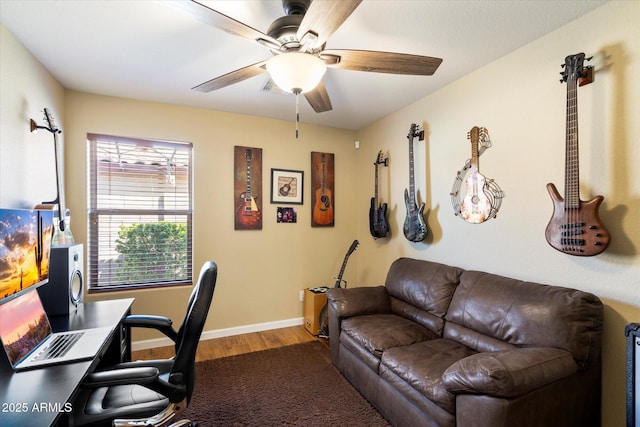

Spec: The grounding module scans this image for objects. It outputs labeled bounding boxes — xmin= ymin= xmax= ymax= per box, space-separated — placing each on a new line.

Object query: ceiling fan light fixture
xmin=266 ymin=52 xmax=327 ymax=94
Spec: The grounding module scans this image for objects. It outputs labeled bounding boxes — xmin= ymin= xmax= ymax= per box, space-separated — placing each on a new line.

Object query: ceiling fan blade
xmin=167 ymin=1 xmax=283 ymax=51
xmin=322 ymin=49 xmax=443 ymax=75
xmin=304 ymin=81 xmax=333 ymax=113
xmin=297 ymin=0 xmax=362 ymax=51
xmin=192 ymin=61 xmax=267 ymax=92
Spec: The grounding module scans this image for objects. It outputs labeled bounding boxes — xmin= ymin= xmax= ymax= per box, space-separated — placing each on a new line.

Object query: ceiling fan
xmin=169 ymin=0 xmax=443 ymax=114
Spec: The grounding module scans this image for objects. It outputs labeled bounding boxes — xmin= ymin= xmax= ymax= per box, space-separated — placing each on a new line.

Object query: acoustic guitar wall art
xmin=311 ymin=151 xmax=335 ymax=227
xmin=234 ymin=146 xmax=262 ymax=230
xmin=450 ymin=126 xmax=504 ymax=224
xmin=545 ymin=53 xmax=610 ymax=256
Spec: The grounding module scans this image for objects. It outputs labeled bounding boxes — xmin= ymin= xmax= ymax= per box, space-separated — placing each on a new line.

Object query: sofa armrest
xmin=326 ymin=286 xmax=390 ymax=366
xmin=442 ymin=347 xmax=577 ymax=398
xmin=327 ymin=286 xmax=390 ymax=318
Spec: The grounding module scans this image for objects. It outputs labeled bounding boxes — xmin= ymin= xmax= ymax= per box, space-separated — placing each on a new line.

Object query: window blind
xmin=87 ymin=134 xmax=193 ymax=290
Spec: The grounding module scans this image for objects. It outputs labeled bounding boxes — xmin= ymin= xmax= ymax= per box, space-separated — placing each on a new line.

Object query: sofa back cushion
xmin=445 ymin=270 xmax=603 ymax=368
xmin=385 ymin=258 xmax=463 ymax=335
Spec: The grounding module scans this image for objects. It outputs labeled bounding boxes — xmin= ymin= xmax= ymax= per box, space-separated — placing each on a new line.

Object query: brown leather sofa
xmin=327 ymin=258 xmax=603 ymax=427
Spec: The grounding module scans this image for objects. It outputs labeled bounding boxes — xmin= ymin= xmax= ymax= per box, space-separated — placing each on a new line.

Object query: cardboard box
xmin=304 ymin=287 xmax=328 ymax=335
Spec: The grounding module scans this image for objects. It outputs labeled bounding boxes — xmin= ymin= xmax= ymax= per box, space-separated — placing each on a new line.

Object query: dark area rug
xmin=183 ymin=341 xmax=390 ymax=426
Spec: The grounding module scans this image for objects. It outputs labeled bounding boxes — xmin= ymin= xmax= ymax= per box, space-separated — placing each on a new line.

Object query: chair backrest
xmin=170 ymin=261 xmax=217 ymax=404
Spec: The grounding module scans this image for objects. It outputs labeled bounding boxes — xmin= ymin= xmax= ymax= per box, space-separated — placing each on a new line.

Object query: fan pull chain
xmin=295 ymin=91 xmax=300 ymax=139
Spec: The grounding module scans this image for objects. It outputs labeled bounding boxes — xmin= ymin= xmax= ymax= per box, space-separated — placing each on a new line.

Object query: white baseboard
xmin=131 ymin=317 xmax=304 ymax=352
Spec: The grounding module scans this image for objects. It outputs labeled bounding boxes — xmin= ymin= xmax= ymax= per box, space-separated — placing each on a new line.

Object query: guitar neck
xmin=470 ymin=136 xmax=479 ymax=170
xmin=335 ymin=258 xmax=349 ymax=287
xmin=374 ymin=162 xmax=380 ymax=206
xmin=245 ymin=150 xmax=252 ymax=199
xmin=43 ymin=108 xmax=66 ymax=232
xmin=321 ymin=153 xmax=326 ymax=192
xmin=408 ymin=134 xmax=416 ymax=205
xmin=565 ymin=78 xmax=580 ymax=208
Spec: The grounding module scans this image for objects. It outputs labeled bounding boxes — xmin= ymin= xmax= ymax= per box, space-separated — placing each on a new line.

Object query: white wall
xmin=354 ymin=2 xmax=639 ymax=426
xmin=0 ymin=24 xmax=64 ymax=208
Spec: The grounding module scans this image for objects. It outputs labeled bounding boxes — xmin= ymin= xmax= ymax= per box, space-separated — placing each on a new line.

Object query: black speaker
xmin=38 ymin=244 xmax=84 ymax=316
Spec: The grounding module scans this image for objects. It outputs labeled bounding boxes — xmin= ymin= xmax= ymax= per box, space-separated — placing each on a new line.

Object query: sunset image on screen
xmin=0 ymin=290 xmax=51 ymax=364
xmin=0 ymin=209 xmax=54 ymax=301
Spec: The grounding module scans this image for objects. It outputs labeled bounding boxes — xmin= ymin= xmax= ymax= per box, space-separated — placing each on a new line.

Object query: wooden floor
xmin=132 ymin=325 xmax=326 ymax=362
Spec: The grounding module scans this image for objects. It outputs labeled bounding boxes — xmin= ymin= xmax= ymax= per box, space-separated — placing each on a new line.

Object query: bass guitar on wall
xmin=545 ymin=53 xmax=610 ymax=256
xmin=369 ymin=150 xmax=390 ymax=238
xmin=403 ymin=123 xmax=428 ymax=242
xmin=318 ymin=239 xmax=359 ymax=337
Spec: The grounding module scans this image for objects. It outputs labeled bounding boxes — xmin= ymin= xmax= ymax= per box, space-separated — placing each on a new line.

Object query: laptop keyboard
xmin=33 ymin=332 xmax=84 ymax=361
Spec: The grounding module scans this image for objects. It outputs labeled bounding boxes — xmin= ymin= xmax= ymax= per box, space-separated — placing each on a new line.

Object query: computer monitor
xmin=0 ymin=208 xmax=54 ymax=304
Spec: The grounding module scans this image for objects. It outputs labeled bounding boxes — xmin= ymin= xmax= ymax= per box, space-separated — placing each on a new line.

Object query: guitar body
xmin=369 ymin=197 xmax=389 ymax=238
xmin=545 ymin=183 xmax=610 ymax=256
xmin=313 ymin=187 xmax=334 ymax=225
xmin=403 ymin=188 xmax=427 ymax=242
xmin=236 ymin=193 xmax=261 ymax=226
xmin=460 ymin=170 xmax=491 ymax=224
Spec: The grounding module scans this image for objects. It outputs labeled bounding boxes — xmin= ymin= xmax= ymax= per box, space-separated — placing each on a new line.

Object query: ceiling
xmin=0 ymin=0 xmax=610 ymax=130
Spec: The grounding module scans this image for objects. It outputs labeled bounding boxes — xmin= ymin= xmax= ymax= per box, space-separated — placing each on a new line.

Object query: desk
xmin=0 ymin=298 xmax=134 ymax=427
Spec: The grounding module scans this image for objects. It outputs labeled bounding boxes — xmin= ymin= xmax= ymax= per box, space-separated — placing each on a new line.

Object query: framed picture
xmin=234 ymin=146 xmax=262 ymax=230
xmin=271 ymin=168 xmax=304 ymax=204
xmin=311 ymin=152 xmax=334 ymax=227
xmin=277 ymin=207 xmax=297 ymax=223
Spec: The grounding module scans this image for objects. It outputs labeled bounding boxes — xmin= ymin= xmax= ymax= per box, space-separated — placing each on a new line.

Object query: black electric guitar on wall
xmin=403 ymin=123 xmax=428 ymax=242
xmin=318 ymin=239 xmax=359 ymax=337
xmin=369 ymin=151 xmax=389 ymax=238
xmin=545 ymin=53 xmax=610 ymax=256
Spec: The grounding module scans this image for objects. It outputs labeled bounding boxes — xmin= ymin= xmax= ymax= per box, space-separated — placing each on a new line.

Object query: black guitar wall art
xmin=403 ymin=123 xmax=428 ymax=242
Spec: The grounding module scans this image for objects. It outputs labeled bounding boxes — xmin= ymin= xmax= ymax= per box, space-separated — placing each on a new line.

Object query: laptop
xmin=0 ymin=289 xmax=112 ymax=371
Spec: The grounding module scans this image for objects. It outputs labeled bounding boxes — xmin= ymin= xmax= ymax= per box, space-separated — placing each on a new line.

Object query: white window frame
xmin=87 ymin=133 xmax=193 ymax=291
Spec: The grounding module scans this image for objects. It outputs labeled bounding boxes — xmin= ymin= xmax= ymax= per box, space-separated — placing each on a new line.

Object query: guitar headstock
xmin=407 ymin=123 xmax=422 ymax=140
xmin=42 ymin=108 xmax=61 ymax=134
xmin=560 ymin=53 xmax=592 ymax=84
xmin=31 ymin=108 xmax=61 ymax=135
xmin=467 ymin=126 xmax=480 ymax=144
xmin=346 ymin=239 xmax=359 ymax=257
xmin=374 ymin=150 xmax=388 ymax=166
xmin=466 ymin=126 xmax=490 ymax=142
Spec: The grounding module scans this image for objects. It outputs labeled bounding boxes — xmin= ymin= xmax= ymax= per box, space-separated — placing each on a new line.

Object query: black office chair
xmin=72 ymin=261 xmax=217 ymax=427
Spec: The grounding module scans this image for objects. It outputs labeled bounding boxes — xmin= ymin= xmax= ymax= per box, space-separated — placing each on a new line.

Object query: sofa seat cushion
xmin=380 ymin=339 xmax=476 ymax=414
xmin=341 ymin=314 xmax=437 ymax=358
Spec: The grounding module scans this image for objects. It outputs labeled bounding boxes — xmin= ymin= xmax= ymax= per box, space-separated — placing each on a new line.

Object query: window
xmin=87 ymin=134 xmax=193 ymax=291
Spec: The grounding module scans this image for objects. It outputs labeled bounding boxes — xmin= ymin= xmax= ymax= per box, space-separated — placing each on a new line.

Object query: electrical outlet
xmin=299 ymin=290 xmax=305 ymax=302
